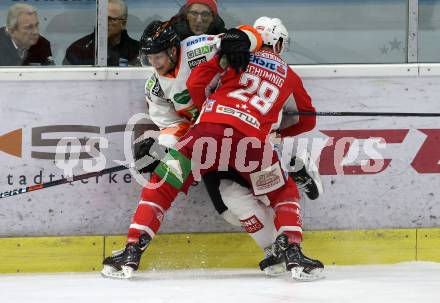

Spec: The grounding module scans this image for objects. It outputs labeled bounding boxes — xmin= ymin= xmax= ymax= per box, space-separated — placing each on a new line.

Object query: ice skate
xmin=259 ymin=247 xmax=287 ymax=276
xmin=290 ymin=151 xmax=323 ymax=200
xmin=101 ymin=234 xmax=151 ymax=279
xmin=261 ymin=234 xmax=324 ymax=281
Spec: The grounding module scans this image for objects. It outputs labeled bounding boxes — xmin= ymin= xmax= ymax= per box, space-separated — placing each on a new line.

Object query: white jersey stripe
xmin=275 ymin=201 xmax=301 ymax=209
xmin=139 ymin=200 xmax=165 ymax=214
xmin=278 ymin=226 xmax=303 ymax=234
xmin=129 ymin=224 xmax=155 ymax=238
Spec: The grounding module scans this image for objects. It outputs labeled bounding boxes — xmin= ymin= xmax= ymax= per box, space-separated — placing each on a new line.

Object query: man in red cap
xmin=187 ymin=0 xmax=218 ymax=15
xmin=172 ymin=0 xmax=225 ymax=39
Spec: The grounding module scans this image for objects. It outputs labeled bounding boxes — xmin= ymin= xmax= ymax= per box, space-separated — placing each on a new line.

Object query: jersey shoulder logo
xmin=146 ymin=75 xmax=165 ymax=98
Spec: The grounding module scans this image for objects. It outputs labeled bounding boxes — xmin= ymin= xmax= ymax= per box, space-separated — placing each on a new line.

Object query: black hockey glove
xmin=219 ymin=28 xmax=251 ymax=74
xmin=133 ymin=137 xmax=167 ymax=174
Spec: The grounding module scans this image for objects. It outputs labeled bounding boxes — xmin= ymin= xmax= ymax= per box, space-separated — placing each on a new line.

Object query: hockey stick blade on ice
xmin=0 ymin=164 xmax=128 ymax=199
xmin=285 ymin=111 xmax=440 ymax=117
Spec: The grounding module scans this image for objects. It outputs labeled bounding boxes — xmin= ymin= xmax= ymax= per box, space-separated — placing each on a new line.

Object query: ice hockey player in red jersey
xmin=187 ymin=17 xmax=324 ymax=280
xmin=133 ymin=20 xmax=286 ymax=274
xmin=101 ymin=17 xmax=324 ymax=281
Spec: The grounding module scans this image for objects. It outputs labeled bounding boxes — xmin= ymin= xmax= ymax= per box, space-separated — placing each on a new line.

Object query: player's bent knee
xmin=219 ymin=179 xmax=260 ymax=215
xmin=221 ymin=209 xmax=241 ymax=226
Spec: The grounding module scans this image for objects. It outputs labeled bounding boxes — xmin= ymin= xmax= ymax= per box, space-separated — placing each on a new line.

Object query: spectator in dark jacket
xmin=63 ymin=0 xmax=139 ymax=66
xmin=171 ymin=0 xmax=226 ymax=40
xmin=0 ymin=3 xmax=53 ymax=66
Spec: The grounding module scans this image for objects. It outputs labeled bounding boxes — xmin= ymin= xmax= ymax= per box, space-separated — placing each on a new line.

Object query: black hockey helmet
xmin=139 ymin=20 xmax=180 ymax=66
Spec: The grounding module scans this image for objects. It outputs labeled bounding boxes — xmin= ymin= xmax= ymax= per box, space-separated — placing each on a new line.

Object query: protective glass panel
xmin=419 ymin=0 xmax=440 ymax=62
xmin=221 ymin=0 xmax=408 ymax=64
xmin=0 ymin=0 xmax=96 ymax=67
xmin=123 ymin=0 xmax=182 ymax=42
xmin=125 ymin=0 xmax=408 ymax=65
xmin=0 ymin=0 xmax=411 ymax=66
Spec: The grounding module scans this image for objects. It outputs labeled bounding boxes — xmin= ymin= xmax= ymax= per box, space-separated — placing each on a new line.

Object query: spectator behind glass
xmin=63 ymin=0 xmax=139 ymax=66
xmin=171 ymin=0 xmax=226 ymax=40
xmin=0 ymin=3 xmax=53 ymax=66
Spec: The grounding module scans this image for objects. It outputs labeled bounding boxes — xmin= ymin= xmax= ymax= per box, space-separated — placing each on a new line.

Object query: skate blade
xmin=290 ymin=266 xmax=324 ymax=282
xmin=101 ymin=265 xmax=134 ymax=280
xmin=263 ymin=263 xmax=287 ymax=276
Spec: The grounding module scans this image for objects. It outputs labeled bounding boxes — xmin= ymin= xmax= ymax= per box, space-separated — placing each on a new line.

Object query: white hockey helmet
xmin=253 ymin=17 xmax=289 ymax=53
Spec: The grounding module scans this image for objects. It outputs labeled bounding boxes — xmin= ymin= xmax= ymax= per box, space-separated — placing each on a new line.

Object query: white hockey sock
xmin=219 ymin=180 xmax=278 ymax=249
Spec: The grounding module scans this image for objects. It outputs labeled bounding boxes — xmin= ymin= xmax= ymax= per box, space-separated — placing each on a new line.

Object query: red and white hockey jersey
xmin=187 ymin=50 xmax=316 ymax=141
xmin=144 ymin=34 xmax=221 ymax=147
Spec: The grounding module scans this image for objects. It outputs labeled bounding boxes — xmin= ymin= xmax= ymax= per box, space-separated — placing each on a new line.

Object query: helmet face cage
xmin=253 ymin=17 xmax=289 ymax=53
xmin=139 ymin=20 xmax=180 ymax=67
xmin=281 ymin=36 xmax=291 ymax=53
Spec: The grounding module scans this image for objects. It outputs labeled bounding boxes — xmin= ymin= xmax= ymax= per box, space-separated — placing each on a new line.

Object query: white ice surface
xmin=1 ymin=262 xmax=440 ymax=303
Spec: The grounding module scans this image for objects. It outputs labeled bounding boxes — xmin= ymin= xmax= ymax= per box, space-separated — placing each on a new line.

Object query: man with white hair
xmin=0 ymin=3 xmax=53 ymax=66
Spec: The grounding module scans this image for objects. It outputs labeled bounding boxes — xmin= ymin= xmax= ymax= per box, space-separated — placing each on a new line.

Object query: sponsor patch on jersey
xmin=146 ymin=78 xmax=155 ymax=90
xmin=250 ymin=54 xmax=287 ymax=78
xmin=173 ymin=89 xmax=191 ymax=104
xmin=216 ymin=105 xmax=260 ymax=128
xmin=186 ymin=36 xmax=207 ymax=47
xmin=188 ymin=56 xmax=207 ymax=69
xmin=276 ymin=65 xmax=286 ymax=76
xmin=250 ymin=162 xmax=285 ymax=195
xmin=147 ymin=75 xmax=165 ymax=98
xmin=152 ymin=81 xmax=165 ymax=98
xmin=204 ymin=99 xmax=216 ymax=112
xmin=145 ymin=78 xmax=154 ymax=100
xmin=240 ymin=215 xmax=264 ymax=233
xmin=187 ymin=44 xmax=217 ymax=59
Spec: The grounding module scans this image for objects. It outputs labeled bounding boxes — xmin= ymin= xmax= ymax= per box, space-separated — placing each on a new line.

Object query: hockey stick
xmin=0 ymin=164 xmax=129 ymax=199
xmin=285 ymin=111 xmax=440 ymax=117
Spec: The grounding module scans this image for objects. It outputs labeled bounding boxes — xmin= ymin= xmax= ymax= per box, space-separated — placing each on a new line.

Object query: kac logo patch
xmin=205 ymin=99 xmax=216 ymax=112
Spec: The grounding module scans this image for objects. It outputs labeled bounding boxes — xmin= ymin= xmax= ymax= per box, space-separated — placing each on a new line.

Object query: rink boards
xmin=0 ymin=65 xmax=439 ymax=272
xmin=0 ymin=65 xmax=439 ymax=237
xmin=1 ymin=228 xmax=440 ymax=273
